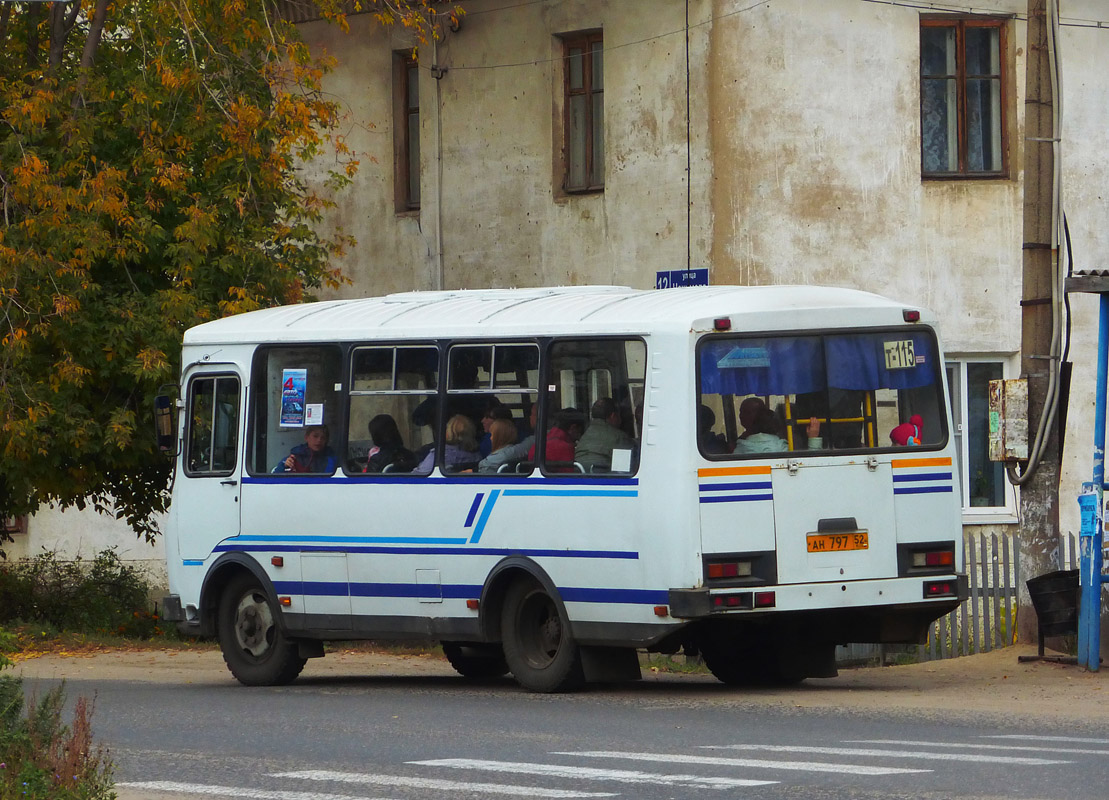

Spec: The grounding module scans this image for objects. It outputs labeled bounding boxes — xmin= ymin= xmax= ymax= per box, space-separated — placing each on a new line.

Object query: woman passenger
xmin=364 ymin=414 xmax=417 ymax=473
xmin=417 ymin=414 xmax=479 ymax=472
xmin=477 ymin=419 xmax=519 ymax=473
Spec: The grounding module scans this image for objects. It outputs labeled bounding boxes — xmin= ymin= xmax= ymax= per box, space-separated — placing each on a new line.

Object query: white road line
xmin=410 ymin=757 xmax=778 ymax=788
xmin=986 ymin=735 xmax=1109 ymax=745
xmin=704 ymin=744 xmax=1070 ymax=765
xmin=116 ymin=782 xmax=393 ymax=800
xmin=556 ymin=750 xmax=930 ymax=776
xmin=273 ymin=769 xmax=616 ymax=798
xmin=848 ymin=739 xmax=1109 ymax=756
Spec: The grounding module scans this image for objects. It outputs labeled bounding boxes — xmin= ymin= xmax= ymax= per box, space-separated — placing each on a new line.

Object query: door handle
xmin=220 ymin=479 xmax=238 ymax=486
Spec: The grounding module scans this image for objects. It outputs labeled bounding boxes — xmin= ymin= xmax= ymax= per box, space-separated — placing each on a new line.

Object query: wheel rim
xmin=517 ymin=589 xmax=562 ymax=669
xmin=233 ymin=589 xmax=276 ymax=658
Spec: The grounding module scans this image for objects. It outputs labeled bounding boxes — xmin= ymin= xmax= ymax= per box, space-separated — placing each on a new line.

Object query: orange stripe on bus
xmin=697 ymin=465 xmax=773 ymax=477
xmin=892 ymin=457 xmax=952 ymax=469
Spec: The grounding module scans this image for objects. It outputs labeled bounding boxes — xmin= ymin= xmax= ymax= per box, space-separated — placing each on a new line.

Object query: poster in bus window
xmin=280 ymin=368 xmax=307 ymax=427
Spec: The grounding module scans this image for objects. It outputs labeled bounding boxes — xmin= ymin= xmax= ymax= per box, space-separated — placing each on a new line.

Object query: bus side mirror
xmin=155 ymin=393 xmax=177 ymax=455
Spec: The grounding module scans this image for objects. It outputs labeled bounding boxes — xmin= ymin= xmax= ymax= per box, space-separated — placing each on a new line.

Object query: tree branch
xmin=74 ymin=0 xmax=110 ymax=102
xmin=48 ymin=1 xmax=81 ymax=72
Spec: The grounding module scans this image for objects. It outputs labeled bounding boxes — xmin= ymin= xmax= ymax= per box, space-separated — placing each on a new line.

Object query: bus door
xmin=770 ymin=459 xmax=897 ymax=584
xmin=177 ymin=368 xmax=244 ymax=561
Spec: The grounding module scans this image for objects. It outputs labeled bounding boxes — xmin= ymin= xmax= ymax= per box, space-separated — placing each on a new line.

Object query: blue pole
xmin=1079 ymin=293 xmax=1109 ymax=670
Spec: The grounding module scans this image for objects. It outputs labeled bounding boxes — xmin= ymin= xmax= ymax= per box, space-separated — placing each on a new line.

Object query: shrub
xmin=0 ymin=549 xmax=160 ymax=638
xmin=0 ymin=675 xmax=115 ymax=800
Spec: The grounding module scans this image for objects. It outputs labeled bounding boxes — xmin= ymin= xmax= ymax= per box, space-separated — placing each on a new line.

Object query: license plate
xmin=807 ymin=532 xmax=869 ymax=552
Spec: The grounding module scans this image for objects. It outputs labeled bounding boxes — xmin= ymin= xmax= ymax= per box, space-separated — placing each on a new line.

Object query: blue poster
xmin=279 ymin=368 xmax=307 ymax=428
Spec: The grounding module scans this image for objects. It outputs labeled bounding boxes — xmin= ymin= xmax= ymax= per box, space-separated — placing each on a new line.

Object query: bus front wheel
xmin=501 ymin=579 xmax=584 ymax=693
xmin=218 ymin=573 xmax=306 ymax=686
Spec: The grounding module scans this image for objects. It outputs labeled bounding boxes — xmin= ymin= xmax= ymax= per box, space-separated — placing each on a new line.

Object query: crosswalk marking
xmin=410 ymin=757 xmax=777 ymax=788
xmin=704 ymin=744 xmax=1071 ymax=765
xmin=849 ymin=738 xmax=1109 ymax=756
xmin=273 ymin=769 xmax=616 ymax=798
xmin=117 ymin=782 xmax=392 ymax=800
xmin=557 ymin=750 xmax=931 ymax=775
xmin=986 ymin=734 xmax=1109 ymax=745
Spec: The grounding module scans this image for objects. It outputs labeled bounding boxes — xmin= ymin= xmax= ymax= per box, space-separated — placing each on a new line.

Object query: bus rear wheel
xmin=501 ymin=579 xmax=584 ymax=693
xmin=218 ymin=573 xmax=306 ymax=686
xmin=441 ymin=642 xmax=509 ymax=679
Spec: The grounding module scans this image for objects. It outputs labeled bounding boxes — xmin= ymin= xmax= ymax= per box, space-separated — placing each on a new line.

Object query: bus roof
xmin=182 ymin=285 xmax=930 ymax=345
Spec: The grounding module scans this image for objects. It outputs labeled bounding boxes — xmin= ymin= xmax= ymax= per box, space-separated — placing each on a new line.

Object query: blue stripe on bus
xmin=182 ymin=560 xmax=204 ymax=566
xmin=215 ymin=543 xmax=639 ymax=559
xmin=229 ymin=534 xmax=470 ymax=545
xmin=271 ymin=581 xmax=666 ymax=605
xmin=698 ymin=481 xmax=773 ymax=492
xmin=242 ymin=475 xmax=639 ymax=487
xmin=699 ymin=494 xmax=774 ymax=504
xmin=893 ymin=472 xmax=953 ymax=482
xmin=463 ymin=494 xmax=484 ymax=528
xmin=893 ymin=486 xmax=953 ymax=495
xmin=469 ymin=489 xmax=501 ymax=544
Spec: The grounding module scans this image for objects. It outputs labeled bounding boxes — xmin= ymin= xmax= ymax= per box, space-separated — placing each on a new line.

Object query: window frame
xmin=183 ymin=373 xmax=241 ymax=479
xmin=560 ymin=30 xmax=604 ymax=194
xmin=919 ymin=15 xmax=1009 ymax=180
xmin=393 ymin=49 xmax=420 ymax=212
xmin=945 ymin=356 xmax=1018 ymax=521
xmin=695 ymin=327 xmax=950 ymax=461
xmin=246 ymin=344 xmax=345 ymax=477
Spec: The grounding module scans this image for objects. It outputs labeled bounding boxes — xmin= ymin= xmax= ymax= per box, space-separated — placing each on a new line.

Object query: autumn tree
xmin=0 ymin=0 xmax=458 ymax=553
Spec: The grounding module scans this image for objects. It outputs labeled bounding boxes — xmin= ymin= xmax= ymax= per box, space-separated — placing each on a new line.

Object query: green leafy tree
xmin=0 ymin=1 xmax=459 ymax=553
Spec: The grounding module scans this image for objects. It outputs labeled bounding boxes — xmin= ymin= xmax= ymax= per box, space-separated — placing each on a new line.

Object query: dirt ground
xmin=13 ymin=642 xmax=1109 ymax=724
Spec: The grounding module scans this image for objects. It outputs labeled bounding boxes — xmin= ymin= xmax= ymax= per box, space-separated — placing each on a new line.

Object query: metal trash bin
xmin=1026 ymin=569 xmax=1080 ymax=656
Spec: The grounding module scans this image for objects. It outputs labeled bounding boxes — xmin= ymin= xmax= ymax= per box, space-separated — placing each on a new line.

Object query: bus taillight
xmin=753 ymin=591 xmax=776 ymax=608
xmin=923 ymin=580 xmax=958 ymax=598
xmin=912 ymin=549 xmax=954 ymax=568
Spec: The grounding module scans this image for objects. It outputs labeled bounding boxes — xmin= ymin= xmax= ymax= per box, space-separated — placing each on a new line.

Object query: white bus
xmin=160 ymin=285 xmax=966 ymax=692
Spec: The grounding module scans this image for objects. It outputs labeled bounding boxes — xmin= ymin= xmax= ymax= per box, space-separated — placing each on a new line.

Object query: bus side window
xmin=250 ymin=345 xmax=342 ymax=475
xmin=546 ymin=338 xmax=645 ymax=476
xmin=348 ymin=345 xmax=438 ymax=475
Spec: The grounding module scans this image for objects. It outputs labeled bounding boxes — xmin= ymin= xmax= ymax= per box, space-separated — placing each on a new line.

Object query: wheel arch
xmin=198 ymin=553 xmax=280 ymax=638
xmin=479 ymin=556 xmax=566 ymax=642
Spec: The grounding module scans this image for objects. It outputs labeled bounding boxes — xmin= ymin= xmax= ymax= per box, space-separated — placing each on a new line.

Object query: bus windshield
xmin=697 ymin=328 xmax=947 ymax=456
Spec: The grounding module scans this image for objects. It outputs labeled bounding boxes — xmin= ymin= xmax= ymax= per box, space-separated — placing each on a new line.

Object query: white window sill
xmin=961 ymin=512 xmax=1019 ymax=526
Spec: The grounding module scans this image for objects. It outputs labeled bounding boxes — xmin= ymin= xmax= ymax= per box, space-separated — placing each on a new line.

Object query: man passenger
xmin=575 ymin=397 xmax=635 ymax=472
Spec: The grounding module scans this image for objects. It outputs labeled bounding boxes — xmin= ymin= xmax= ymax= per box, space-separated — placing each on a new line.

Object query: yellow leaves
xmin=52 ymin=294 xmax=80 ymax=316
xmin=135 ymin=347 xmax=169 ymax=375
xmin=48 ymin=356 xmax=91 ymax=393
xmin=106 ymin=408 xmax=136 ymax=450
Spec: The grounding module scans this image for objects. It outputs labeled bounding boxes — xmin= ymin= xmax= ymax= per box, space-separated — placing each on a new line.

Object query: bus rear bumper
xmin=669 ymin=574 xmax=967 ymax=638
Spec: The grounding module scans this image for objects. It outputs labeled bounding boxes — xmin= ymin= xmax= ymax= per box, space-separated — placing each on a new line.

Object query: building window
xmin=920 ymin=17 xmax=1007 ymax=178
xmin=394 ymin=50 xmax=420 ymax=211
xmin=946 ymin=359 xmax=1013 ymax=515
xmin=2 ymin=516 xmax=27 ymax=535
xmin=562 ymin=31 xmax=604 ymax=193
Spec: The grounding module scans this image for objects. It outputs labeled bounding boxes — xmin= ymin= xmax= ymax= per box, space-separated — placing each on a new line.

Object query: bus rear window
xmin=697 ymin=329 xmax=946 ymax=457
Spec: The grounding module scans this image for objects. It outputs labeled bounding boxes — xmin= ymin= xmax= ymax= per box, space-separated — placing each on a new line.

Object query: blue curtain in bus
xmin=700 ymin=337 xmax=825 ymax=396
xmin=825 ymin=333 xmax=934 ymax=391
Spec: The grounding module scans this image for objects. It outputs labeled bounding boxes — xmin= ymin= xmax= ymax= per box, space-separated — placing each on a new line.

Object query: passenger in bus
xmin=529 ymin=408 xmax=585 ymax=472
xmin=417 ymin=414 xmax=480 ymax=472
xmin=363 ymin=414 xmax=418 ymax=473
xmin=575 ymin=398 xmax=635 ymax=472
xmin=890 ymin=414 xmax=924 ymax=446
xmin=698 ymin=405 xmax=729 ymax=454
xmin=733 ymin=405 xmax=788 ymax=454
xmin=479 ymin=403 xmax=514 ymax=457
xmin=737 ymin=396 xmax=765 ymax=441
xmin=273 ymin=425 xmax=336 ymax=473
xmin=477 ymin=419 xmax=520 ymax=473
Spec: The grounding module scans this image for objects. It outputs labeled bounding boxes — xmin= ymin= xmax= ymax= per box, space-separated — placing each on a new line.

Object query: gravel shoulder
xmin=14 ymin=641 xmax=1109 ymax=723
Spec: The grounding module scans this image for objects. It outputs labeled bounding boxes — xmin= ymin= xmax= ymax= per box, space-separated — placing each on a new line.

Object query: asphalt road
xmin=15 ymin=645 xmax=1109 ymax=800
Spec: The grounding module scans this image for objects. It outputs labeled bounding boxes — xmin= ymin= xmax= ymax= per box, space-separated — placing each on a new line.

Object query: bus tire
xmin=698 ymin=637 xmax=761 ymax=686
xmin=218 ymin=573 xmax=306 ymax=686
xmin=501 ymin=579 xmax=584 ymax=693
xmin=441 ymin=642 xmax=510 ymax=679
